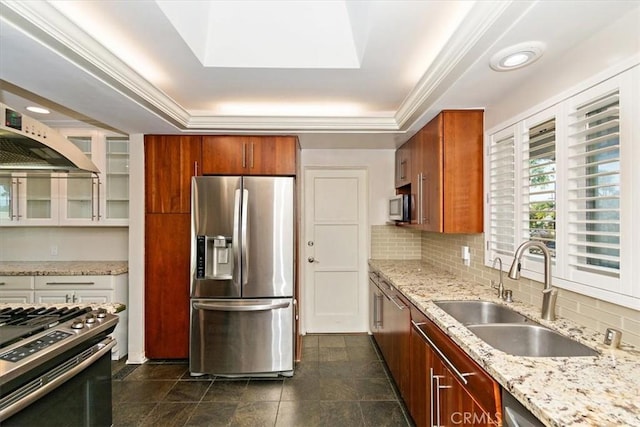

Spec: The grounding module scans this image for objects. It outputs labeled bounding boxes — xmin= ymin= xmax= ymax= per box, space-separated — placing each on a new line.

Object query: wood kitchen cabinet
xmin=145 ymin=213 xmax=191 ymax=358
xmin=144 ymin=134 xmax=201 ymax=358
xmin=201 ymin=135 xmax=298 ymax=176
xmin=422 ymin=110 xmax=483 ymax=233
xmin=397 ymin=110 xmax=483 ymax=232
xmin=144 ymin=135 xmax=202 ymax=214
xmin=409 ymin=305 xmax=501 ymax=427
xmin=144 ymin=133 xmax=300 ymax=359
xmin=395 ymin=139 xmax=412 ymax=188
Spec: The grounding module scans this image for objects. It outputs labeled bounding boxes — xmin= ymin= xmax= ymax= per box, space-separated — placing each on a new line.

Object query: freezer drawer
xmin=189 ymin=298 xmax=294 ymax=376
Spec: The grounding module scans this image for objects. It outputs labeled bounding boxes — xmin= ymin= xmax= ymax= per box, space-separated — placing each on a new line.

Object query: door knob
xmin=308 ymin=257 xmax=316 ymax=263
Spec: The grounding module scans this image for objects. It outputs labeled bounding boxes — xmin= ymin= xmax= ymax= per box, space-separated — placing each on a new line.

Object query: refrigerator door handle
xmin=232 ymin=188 xmax=241 ymax=288
xmin=241 ymin=188 xmax=249 ymax=287
xmin=193 ymin=301 xmax=291 ymax=312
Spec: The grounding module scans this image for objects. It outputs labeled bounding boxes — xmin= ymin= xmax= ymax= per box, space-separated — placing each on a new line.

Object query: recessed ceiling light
xmin=26 ymin=106 xmax=50 ymax=114
xmin=490 ymin=42 xmax=545 ymax=72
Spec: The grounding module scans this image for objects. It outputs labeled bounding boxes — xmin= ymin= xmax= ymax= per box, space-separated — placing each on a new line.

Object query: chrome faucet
xmin=491 ymin=256 xmax=505 ymax=300
xmin=508 ymin=240 xmax=557 ymax=320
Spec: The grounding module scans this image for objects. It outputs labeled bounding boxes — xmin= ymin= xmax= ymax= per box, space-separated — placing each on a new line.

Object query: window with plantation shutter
xmin=521 ymin=116 xmax=557 ymax=261
xmin=487 ymin=128 xmax=516 ymax=258
xmin=485 ymin=65 xmax=638 ymax=309
xmin=567 ymin=90 xmax=620 ymax=278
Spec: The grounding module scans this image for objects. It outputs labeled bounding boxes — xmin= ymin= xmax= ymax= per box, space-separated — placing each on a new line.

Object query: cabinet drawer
xmin=419 ymin=313 xmax=500 ymax=416
xmin=0 ymin=276 xmax=35 ymax=289
xmin=34 ymin=275 xmax=113 ymax=290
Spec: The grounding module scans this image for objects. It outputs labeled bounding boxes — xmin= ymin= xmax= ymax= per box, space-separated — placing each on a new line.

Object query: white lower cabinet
xmin=34 ymin=290 xmax=111 ymax=304
xmin=0 ymin=274 xmax=128 ymax=360
xmin=0 ymin=276 xmax=35 ymax=303
xmin=0 ymin=291 xmax=34 ymax=304
xmin=34 ymin=274 xmax=128 ymax=360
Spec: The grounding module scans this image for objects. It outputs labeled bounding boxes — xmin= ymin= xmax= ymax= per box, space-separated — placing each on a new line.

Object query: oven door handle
xmin=0 ymin=337 xmax=116 ymax=422
xmin=193 ymin=301 xmax=290 ymax=312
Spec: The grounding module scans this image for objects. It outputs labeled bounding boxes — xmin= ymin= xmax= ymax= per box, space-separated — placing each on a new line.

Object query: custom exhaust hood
xmin=0 ymin=103 xmax=99 ymax=173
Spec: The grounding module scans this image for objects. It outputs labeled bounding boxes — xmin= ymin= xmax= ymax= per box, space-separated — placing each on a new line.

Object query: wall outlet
xmin=461 ymin=246 xmax=470 ymax=266
xmin=50 ymin=245 xmax=58 ymax=256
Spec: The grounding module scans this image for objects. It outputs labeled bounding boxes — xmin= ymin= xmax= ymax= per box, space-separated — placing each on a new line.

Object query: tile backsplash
xmin=0 ymin=227 xmax=128 ymax=261
xmin=371 ymin=224 xmax=640 ymax=348
xmin=370 ymin=224 xmax=421 ymax=260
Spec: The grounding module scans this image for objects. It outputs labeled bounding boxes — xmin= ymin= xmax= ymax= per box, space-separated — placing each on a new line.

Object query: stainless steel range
xmin=0 ymin=305 xmax=118 ymax=425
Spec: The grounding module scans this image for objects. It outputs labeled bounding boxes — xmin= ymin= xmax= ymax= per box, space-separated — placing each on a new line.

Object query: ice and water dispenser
xmin=195 ymin=235 xmax=233 ymax=279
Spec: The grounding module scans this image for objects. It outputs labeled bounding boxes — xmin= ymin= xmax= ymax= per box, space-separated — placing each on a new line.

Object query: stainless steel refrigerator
xmin=189 ymin=176 xmax=295 ymax=376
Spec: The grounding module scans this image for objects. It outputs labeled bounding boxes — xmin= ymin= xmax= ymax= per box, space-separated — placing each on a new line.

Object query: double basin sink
xmin=434 ymin=300 xmax=598 ymax=357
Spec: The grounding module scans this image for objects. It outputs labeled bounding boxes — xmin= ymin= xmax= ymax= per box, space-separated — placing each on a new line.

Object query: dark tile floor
xmin=111 ymin=334 xmax=414 ymax=426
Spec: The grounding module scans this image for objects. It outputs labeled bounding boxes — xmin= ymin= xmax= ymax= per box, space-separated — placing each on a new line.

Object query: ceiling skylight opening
xmin=156 ymin=0 xmax=366 ymax=69
xmin=490 ymin=42 xmax=545 ymax=71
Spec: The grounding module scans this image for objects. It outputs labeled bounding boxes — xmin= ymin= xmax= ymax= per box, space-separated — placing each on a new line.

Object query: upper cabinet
xmin=0 ymin=130 xmax=129 ymax=227
xmin=145 ymin=135 xmax=202 ymax=214
xmin=60 ymin=131 xmax=130 ymax=226
xmin=397 ymin=110 xmax=484 ymax=233
xmin=201 ymin=136 xmax=298 ymax=176
xmin=0 ymin=173 xmax=58 ymax=226
xmin=395 ymin=140 xmax=412 ymax=188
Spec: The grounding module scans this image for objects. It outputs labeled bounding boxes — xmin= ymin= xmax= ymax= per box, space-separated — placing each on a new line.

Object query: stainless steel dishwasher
xmin=502 ymin=389 xmax=545 ymax=427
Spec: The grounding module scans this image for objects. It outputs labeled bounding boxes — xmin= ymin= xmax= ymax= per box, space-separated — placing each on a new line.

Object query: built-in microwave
xmin=389 ymin=194 xmax=410 ymax=222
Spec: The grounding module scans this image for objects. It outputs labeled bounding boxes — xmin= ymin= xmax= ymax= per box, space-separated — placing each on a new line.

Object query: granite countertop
xmin=0 ymin=261 xmax=128 ymax=276
xmin=369 ymin=259 xmax=640 ymax=427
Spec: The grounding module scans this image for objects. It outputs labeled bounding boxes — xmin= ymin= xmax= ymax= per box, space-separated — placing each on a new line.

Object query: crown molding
xmin=1 ymin=0 xmax=191 ymax=128
xmin=187 ymin=115 xmax=400 ymax=131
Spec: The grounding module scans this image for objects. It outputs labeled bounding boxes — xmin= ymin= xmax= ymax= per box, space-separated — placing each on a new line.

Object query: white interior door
xmin=303 ymin=168 xmax=368 ymax=333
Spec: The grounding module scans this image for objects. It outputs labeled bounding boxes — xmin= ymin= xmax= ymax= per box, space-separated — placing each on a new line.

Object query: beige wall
xmin=301 ymin=149 xmax=395 ymax=227
xmin=371 ymin=225 xmax=640 ymax=348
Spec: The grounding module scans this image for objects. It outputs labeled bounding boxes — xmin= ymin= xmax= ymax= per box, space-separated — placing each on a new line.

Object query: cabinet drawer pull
xmin=411 ymin=320 xmax=471 ymax=385
xmin=242 ymin=144 xmax=247 ymax=168
xmin=45 ymin=282 xmax=95 ymax=286
xmin=0 ymin=282 xmax=5 ymax=286
xmin=389 ymin=295 xmax=407 ymax=310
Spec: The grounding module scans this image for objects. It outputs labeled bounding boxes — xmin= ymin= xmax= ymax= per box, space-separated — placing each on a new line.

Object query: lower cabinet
xmin=0 ymin=274 xmax=129 ymax=360
xmin=369 ymin=271 xmax=411 ymax=402
xmin=409 ymin=305 xmax=501 ymax=427
xmin=370 ymin=270 xmax=503 ymax=427
xmin=0 ymin=276 xmax=34 ymax=304
xmin=145 ymin=213 xmax=191 ymax=359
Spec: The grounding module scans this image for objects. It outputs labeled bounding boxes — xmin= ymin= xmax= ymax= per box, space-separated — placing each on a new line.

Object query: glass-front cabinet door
xmin=0 ymin=173 xmax=57 ymax=226
xmin=60 ymin=134 xmax=100 ymax=224
xmin=104 ymin=136 xmax=129 ymax=223
xmin=0 ymin=175 xmax=13 ymax=224
xmin=0 ymin=129 xmax=129 ymax=228
xmin=57 ymin=129 xmax=129 ymax=226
